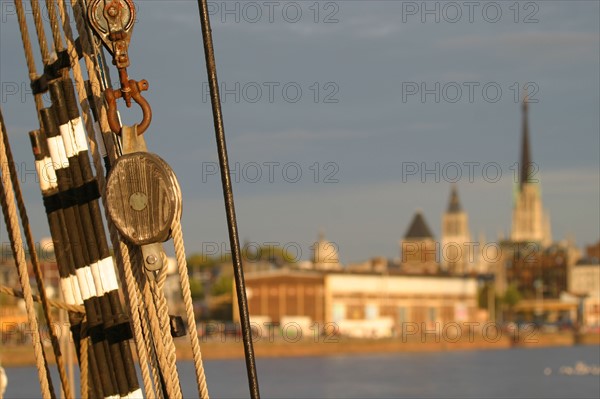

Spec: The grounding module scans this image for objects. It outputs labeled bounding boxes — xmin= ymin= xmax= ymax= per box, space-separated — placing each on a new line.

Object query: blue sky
xmin=1 ymin=1 xmax=599 ymax=263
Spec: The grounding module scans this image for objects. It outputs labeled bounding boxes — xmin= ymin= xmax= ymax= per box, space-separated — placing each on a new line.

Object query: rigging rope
xmin=151 ymin=267 xmax=183 ymax=399
xmin=13 ymin=1 xmax=43 ymax=125
xmin=0 ymin=77 xmax=72 ymax=399
xmin=43 ymin=0 xmax=143 ymax=393
xmin=6 ymin=2 xmax=217 ymax=398
xmin=69 ymin=0 xmax=119 ymax=163
xmin=66 ymin=2 xmax=168 ymax=395
xmin=0 ymin=285 xmax=85 ymax=313
xmin=117 ymin=242 xmax=158 ymax=398
xmin=172 ymin=223 xmax=210 ymax=398
xmin=59 ymin=8 xmax=153 ymax=396
xmin=28 ymin=0 xmax=51 ymax=64
xmin=11 ymin=9 xmax=84 ymax=397
xmin=0 ymin=110 xmax=54 ymax=399
xmin=132 ymin=246 xmax=182 ymax=399
xmin=80 ymin=334 xmax=89 ymax=399
xmin=16 ymin=2 xmax=138 ymax=397
xmin=44 ymin=0 xmax=65 ymax=56
xmin=0 ymin=6 xmax=71 ymax=381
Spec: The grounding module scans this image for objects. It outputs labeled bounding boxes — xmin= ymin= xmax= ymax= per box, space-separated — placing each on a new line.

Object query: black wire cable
xmin=196 ymin=1 xmax=261 ymax=398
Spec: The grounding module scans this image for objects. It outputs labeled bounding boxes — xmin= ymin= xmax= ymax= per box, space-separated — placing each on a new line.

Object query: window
xmin=398 ymin=307 xmax=407 ymax=324
xmin=428 ymin=307 xmax=437 ymax=323
xmin=332 ymin=303 xmax=345 ymax=322
xmin=365 ymin=304 xmax=378 ymax=320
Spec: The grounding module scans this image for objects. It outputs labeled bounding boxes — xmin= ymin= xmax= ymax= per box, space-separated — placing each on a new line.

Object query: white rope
xmin=172 ymin=223 xmax=210 ymax=398
xmin=0 ymin=110 xmax=54 ymax=399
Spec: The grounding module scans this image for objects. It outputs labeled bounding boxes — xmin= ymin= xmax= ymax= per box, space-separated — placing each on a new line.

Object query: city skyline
xmin=0 ymin=1 xmax=598 ymax=264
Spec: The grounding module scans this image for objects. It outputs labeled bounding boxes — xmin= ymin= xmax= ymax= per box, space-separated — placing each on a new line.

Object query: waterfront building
xmin=234 ymin=269 xmax=480 ymax=338
xmin=569 ymin=244 xmax=600 ymax=329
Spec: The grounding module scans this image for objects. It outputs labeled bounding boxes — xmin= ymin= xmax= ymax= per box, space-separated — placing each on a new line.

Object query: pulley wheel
xmin=106 ymin=152 xmax=181 ymax=245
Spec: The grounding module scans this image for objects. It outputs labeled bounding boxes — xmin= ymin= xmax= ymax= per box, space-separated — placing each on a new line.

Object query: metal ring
xmin=104 ymin=79 xmax=152 ymax=135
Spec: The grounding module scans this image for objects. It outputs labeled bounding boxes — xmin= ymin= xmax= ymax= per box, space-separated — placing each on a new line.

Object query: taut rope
xmin=4 ymin=1 xmax=229 ymax=398
xmin=0 ymin=109 xmax=54 ymax=399
xmin=0 ymin=285 xmax=85 ymax=313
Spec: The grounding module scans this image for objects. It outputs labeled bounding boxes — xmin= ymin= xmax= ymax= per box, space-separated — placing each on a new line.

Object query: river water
xmin=3 ymin=345 xmax=599 ymax=398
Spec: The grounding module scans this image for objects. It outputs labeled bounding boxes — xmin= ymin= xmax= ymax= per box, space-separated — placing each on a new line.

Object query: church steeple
xmin=520 ymin=92 xmax=532 ymax=189
xmin=442 ymin=185 xmax=472 ymax=274
xmin=400 ymin=210 xmax=438 ymax=274
xmin=447 ymin=184 xmax=462 ymax=213
xmin=511 ymin=91 xmax=552 ymax=247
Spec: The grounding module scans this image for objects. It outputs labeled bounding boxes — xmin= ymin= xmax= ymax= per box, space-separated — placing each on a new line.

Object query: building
xmin=505 ymin=243 xmax=570 ymax=300
xmin=346 ymin=256 xmax=389 ymax=273
xmin=585 ymin=241 xmax=600 ymax=260
xmin=312 ymin=232 xmax=342 ymax=271
xmin=569 ymin=244 xmax=600 ymax=329
xmin=441 ymin=185 xmax=473 ymax=274
xmin=236 ymin=269 xmax=326 ymax=325
xmin=400 ymin=211 xmax=439 ymax=274
xmin=0 ymin=261 xmax=18 ymax=290
xmin=234 ymin=269 xmax=480 ymax=337
xmin=487 ymin=96 xmax=558 ymax=297
xmin=511 ymin=96 xmax=552 ymax=247
xmin=504 ymin=243 xmax=581 ymax=324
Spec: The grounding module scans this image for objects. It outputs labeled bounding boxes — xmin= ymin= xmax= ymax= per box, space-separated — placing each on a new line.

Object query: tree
xmin=503 ymin=284 xmax=522 ymax=321
xmin=189 ymin=278 xmax=204 ymax=301
xmin=211 ymin=275 xmax=233 ymax=297
xmin=243 ymin=245 xmax=298 ymax=264
xmin=478 ymin=285 xmax=490 ymax=309
xmin=187 ymin=252 xmax=231 ymax=275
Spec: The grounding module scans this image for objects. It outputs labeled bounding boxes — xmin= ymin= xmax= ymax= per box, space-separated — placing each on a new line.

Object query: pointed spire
xmin=317 ymin=229 xmax=325 ymax=242
xmin=447 ymin=184 xmax=462 ymax=213
xmin=404 ymin=211 xmax=434 ymax=239
xmin=520 ymin=88 xmax=533 ymax=189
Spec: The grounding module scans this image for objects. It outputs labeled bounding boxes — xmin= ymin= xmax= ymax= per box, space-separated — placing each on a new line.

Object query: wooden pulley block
xmin=106 ymin=152 xmax=182 ymax=245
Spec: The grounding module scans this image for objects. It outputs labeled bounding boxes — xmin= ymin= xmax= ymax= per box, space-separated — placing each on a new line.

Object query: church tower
xmin=400 ymin=211 xmax=439 ymax=274
xmin=312 ymin=231 xmax=341 ymax=270
xmin=441 ymin=185 xmax=472 ymax=274
xmin=511 ymin=95 xmax=552 ymax=247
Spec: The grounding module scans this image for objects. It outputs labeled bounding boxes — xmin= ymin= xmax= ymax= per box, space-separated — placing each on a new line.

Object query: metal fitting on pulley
xmin=87 ymin=0 xmax=152 ymax=134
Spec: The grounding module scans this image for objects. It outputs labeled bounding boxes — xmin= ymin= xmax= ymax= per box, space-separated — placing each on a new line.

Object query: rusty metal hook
xmin=105 ymin=79 xmax=152 ymax=135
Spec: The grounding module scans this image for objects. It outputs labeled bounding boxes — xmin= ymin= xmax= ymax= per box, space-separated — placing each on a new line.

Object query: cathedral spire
xmin=447 ymin=184 xmax=462 ymax=213
xmin=520 ymin=90 xmax=532 ymax=190
xmin=511 ymin=89 xmax=552 ymax=247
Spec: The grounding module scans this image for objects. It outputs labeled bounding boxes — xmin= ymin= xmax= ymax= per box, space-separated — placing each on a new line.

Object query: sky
xmin=0 ymin=0 xmax=599 ymax=264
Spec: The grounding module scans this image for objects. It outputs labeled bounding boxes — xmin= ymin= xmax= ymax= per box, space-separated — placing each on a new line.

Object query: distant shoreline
xmin=1 ymin=332 xmax=599 ymax=367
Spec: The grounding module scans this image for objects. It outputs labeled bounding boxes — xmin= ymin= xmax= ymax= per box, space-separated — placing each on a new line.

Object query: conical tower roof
xmin=404 ymin=211 xmax=434 ymax=239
